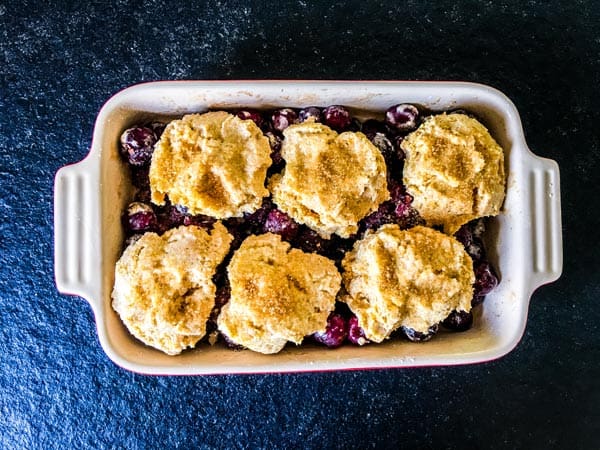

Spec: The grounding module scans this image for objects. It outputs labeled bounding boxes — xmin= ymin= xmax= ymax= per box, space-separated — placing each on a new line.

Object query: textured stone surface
xmin=1 ymin=1 xmax=599 ymax=448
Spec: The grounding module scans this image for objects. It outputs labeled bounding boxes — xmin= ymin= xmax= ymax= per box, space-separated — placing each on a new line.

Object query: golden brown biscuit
xmin=341 ymin=225 xmax=474 ymax=342
xmin=401 ymin=114 xmax=505 ymax=234
xmin=269 ymin=122 xmax=389 ymax=238
xmin=217 ymin=233 xmax=341 ymax=354
xmin=149 ymin=111 xmax=272 ymax=218
xmin=112 ymin=224 xmax=233 ymax=355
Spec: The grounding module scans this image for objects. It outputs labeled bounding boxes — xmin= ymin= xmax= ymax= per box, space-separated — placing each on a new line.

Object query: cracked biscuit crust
xmin=112 ymin=224 xmax=233 ymax=355
xmin=217 ymin=233 xmax=341 ymax=354
xmin=401 ymin=114 xmax=505 ymax=234
xmin=341 ymin=225 xmax=474 ymax=342
xmin=149 ymin=111 xmax=272 ymax=218
xmin=269 ymin=122 xmax=389 ymax=238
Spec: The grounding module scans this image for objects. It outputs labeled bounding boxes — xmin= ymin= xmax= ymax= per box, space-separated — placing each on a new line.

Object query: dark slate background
xmin=1 ymin=1 xmax=599 ymax=448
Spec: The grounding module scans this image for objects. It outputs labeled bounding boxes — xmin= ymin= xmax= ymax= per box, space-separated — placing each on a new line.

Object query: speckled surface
xmin=1 ymin=1 xmax=599 ymax=448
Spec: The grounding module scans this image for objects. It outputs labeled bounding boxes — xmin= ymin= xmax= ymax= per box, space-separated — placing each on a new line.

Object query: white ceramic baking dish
xmin=54 ymin=81 xmax=562 ymax=375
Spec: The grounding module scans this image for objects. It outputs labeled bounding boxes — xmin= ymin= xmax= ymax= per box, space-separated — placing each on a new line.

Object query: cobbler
xmin=114 ymin=103 xmax=502 ymax=355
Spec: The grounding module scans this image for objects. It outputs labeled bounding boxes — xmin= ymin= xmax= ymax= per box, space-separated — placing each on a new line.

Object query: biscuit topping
xmin=115 ymin=104 xmax=504 ymax=354
xmin=269 ymin=122 xmax=389 ymax=238
xmin=149 ymin=111 xmax=272 ymax=218
xmin=217 ymin=233 xmax=341 ymax=354
xmin=112 ymin=223 xmax=233 ymax=355
xmin=341 ymin=225 xmax=474 ymax=342
xmin=401 ymin=113 xmax=505 ymax=234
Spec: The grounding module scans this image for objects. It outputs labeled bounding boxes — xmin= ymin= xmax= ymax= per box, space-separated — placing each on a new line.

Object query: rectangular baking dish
xmin=54 ymin=81 xmax=562 ymax=375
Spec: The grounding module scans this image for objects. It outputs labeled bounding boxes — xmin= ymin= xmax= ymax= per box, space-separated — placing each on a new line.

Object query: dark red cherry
xmin=125 ymin=202 xmax=157 ymax=233
xmin=271 ymin=108 xmax=298 ymax=132
xmin=120 ymin=126 xmax=157 ymax=166
xmin=312 ymin=313 xmax=348 ymax=348
xmin=385 ymin=104 xmax=419 ymax=132
xmin=322 ymin=105 xmax=352 ymax=130
xmin=442 ymin=310 xmax=473 ymax=332
xmin=298 ymin=106 xmax=322 ymax=123
xmin=263 ymin=209 xmax=300 ymax=241
xmin=347 ymin=315 xmax=369 ymax=346
xmin=400 ymin=324 xmax=438 ymax=342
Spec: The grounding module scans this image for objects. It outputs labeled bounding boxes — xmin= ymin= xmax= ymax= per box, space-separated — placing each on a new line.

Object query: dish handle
xmin=54 ymin=157 xmax=102 ymax=309
xmin=526 ymin=153 xmax=563 ymax=292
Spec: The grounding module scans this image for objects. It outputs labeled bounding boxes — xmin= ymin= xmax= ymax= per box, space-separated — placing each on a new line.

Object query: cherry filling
xmin=442 ymin=310 xmax=474 ymax=332
xmin=347 ymin=316 xmax=370 ymax=346
xmin=400 ymin=324 xmax=439 ymax=342
xmin=270 ymin=108 xmax=298 ymax=132
xmin=119 ymin=105 xmax=500 ymax=349
xmin=312 ymin=313 xmax=349 ymax=348
xmin=263 ymin=209 xmax=300 ymax=242
xmin=322 ymin=105 xmax=352 ymax=131
xmin=120 ymin=126 xmax=157 ymax=166
xmin=298 ymin=106 xmax=322 ymax=123
xmin=385 ymin=103 xmax=420 ymax=132
xmin=125 ymin=202 xmax=157 ymax=233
